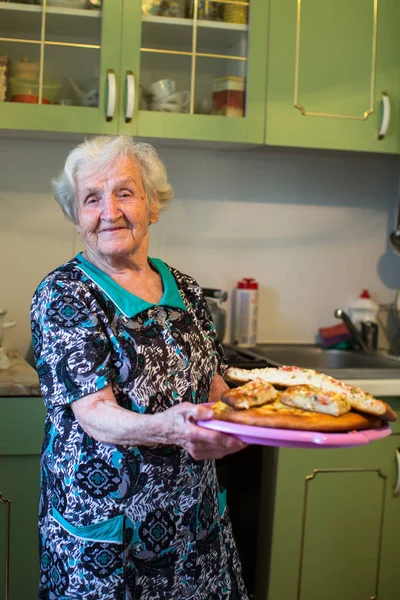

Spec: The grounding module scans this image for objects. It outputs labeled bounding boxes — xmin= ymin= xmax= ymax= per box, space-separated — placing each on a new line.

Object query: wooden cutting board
xmin=0 ymin=349 xmax=41 ymax=396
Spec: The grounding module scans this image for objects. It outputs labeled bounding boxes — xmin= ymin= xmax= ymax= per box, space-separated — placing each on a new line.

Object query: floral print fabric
xmin=31 ymin=256 xmax=249 ymax=600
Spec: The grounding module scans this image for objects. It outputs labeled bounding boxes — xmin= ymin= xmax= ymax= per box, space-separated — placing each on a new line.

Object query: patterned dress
xmin=30 ymin=253 xmax=249 ymax=600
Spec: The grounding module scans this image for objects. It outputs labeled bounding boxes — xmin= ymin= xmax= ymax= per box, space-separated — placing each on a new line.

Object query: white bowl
xmin=147 ymin=79 xmax=176 ymax=100
xmin=163 ymin=90 xmax=190 ymax=106
xmin=150 ymin=102 xmax=183 ymax=113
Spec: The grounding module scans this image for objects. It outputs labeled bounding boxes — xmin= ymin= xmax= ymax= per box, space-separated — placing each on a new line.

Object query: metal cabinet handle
xmin=378 ymin=92 xmax=390 ymax=140
xmin=394 ymin=447 xmax=400 ymax=496
xmin=0 ymin=492 xmax=11 ymax=600
xmin=106 ymin=69 xmax=116 ymax=122
xmin=125 ymin=71 xmax=135 ymax=123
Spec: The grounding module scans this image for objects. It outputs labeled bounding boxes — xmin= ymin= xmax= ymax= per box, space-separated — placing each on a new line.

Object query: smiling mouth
xmin=98 ymin=227 xmax=127 ymax=233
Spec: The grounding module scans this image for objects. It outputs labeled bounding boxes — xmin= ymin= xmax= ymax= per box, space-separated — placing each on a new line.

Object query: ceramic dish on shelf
xmin=196 ymin=419 xmax=392 ymax=449
xmin=9 ymin=77 xmax=60 ymax=103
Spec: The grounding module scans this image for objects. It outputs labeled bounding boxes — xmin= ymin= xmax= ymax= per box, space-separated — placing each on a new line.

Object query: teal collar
xmin=75 ymin=252 xmax=186 ymax=318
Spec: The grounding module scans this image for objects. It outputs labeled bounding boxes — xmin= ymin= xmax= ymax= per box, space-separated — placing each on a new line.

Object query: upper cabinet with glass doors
xmin=0 ymin=0 xmax=268 ymax=143
xmin=265 ymin=0 xmax=400 ymax=154
xmin=120 ymin=0 xmax=268 ymax=143
xmin=0 ymin=0 xmax=123 ymax=134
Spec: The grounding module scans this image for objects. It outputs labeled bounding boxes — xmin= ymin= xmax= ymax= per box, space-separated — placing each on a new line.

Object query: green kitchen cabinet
xmin=259 ymin=397 xmax=400 ymax=600
xmin=0 ymin=0 xmax=269 ymax=144
xmin=0 ymin=397 xmax=46 ymax=600
xmin=265 ymin=0 xmax=400 ymax=154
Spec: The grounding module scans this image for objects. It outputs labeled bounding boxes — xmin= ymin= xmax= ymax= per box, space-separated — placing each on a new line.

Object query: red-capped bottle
xmin=233 ymin=278 xmax=259 ymax=347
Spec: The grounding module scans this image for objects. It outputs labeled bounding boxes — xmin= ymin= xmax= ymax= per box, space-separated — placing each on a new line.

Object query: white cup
xmin=163 ymin=90 xmax=190 ymax=106
xmin=147 ymin=79 xmax=176 ymax=99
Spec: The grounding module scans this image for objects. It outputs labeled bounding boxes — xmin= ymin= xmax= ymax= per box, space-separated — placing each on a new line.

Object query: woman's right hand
xmin=155 ymin=402 xmax=247 ymax=461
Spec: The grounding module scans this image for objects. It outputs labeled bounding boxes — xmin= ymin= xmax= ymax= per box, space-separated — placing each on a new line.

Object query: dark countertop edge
xmin=324 ymin=369 xmax=400 ymax=380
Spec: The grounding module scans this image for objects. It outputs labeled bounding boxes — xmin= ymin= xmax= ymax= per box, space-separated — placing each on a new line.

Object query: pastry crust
xmin=211 ymin=400 xmax=383 ymax=432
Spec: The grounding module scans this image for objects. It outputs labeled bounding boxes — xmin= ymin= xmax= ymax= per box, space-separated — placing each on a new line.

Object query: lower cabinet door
xmin=0 ymin=455 xmax=41 ymax=600
xmin=265 ymin=441 xmax=390 ymax=600
xmin=0 ymin=397 xmax=45 ymax=600
xmin=377 ymin=432 xmax=400 ymax=600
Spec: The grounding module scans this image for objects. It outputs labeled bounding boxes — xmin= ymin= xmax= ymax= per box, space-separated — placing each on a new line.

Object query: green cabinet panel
xmin=0 ymin=397 xmax=45 ymax=600
xmin=0 ymin=456 xmax=42 ymax=600
xmin=262 ymin=397 xmax=400 ymax=600
xmin=265 ymin=0 xmax=400 ymax=153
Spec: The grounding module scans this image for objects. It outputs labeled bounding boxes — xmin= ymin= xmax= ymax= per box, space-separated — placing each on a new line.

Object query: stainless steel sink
xmin=245 ymin=344 xmax=400 ymax=380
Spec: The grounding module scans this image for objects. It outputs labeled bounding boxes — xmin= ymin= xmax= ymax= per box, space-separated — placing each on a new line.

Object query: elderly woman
xmin=30 ymin=135 xmax=248 ymax=600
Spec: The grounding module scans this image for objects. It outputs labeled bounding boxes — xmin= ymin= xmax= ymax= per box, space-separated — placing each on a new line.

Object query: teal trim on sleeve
xmin=217 ymin=487 xmax=227 ymax=517
xmin=75 ymin=253 xmax=186 ymax=317
xmin=52 ymin=507 xmax=124 ymax=544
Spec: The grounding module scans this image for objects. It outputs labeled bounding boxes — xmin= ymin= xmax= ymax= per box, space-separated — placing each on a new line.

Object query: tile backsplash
xmin=0 ymin=136 xmax=399 ymax=356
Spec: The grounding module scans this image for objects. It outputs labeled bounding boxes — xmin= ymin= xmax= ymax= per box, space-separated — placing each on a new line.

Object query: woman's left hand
xmin=153 ymin=402 xmax=247 ymax=461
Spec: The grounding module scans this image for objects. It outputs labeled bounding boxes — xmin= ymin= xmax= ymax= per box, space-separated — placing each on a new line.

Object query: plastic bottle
xmin=233 ymin=278 xmax=259 ymax=347
xmin=349 ymin=289 xmax=379 ymax=328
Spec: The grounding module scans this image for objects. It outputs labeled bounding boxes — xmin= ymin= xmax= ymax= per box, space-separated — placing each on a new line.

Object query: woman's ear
xmin=149 ymin=210 xmax=159 ymax=225
xmin=148 ymin=194 xmax=160 ymax=225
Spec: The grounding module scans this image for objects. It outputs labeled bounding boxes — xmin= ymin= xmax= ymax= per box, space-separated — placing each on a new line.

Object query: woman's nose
xmin=101 ymin=194 xmax=122 ymax=220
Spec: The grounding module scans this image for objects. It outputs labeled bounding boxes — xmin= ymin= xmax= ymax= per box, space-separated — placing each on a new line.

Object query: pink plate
xmin=196 ymin=419 xmax=392 ymax=449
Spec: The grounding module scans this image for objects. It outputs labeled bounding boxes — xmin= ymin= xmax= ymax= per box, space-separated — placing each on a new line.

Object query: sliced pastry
xmin=279 ymin=384 xmax=350 ymax=417
xmin=221 ymin=378 xmax=277 ymax=410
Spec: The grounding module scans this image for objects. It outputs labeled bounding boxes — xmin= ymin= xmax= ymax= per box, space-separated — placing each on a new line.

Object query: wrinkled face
xmin=75 ymin=156 xmax=159 ymax=262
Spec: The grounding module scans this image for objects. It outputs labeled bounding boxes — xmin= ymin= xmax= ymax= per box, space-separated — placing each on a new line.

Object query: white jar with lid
xmin=233 ymin=278 xmax=259 ymax=347
xmin=349 ymin=289 xmax=379 ymax=329
xmin=10 ymin=57 xmax=39 ymax=81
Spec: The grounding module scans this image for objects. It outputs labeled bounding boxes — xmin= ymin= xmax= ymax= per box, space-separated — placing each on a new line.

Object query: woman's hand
xmin=154 ymin=402 xmax=247 ymax=461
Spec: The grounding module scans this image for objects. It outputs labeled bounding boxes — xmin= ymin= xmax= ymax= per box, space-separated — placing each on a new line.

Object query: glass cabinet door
xmin=0 ymin=0 xmax=122 ymax=134
xmin=120 ymin=0 xmax=268 ymax=143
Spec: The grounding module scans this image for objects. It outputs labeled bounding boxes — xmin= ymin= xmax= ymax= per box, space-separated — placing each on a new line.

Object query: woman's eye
xmin=120 ymin=190 xmax=133 ymax=199
xmin=86 ymin=196 xmax=98 ymax=205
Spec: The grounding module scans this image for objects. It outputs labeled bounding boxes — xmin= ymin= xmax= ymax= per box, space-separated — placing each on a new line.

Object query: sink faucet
xmin=334 ymin=309 xmax=373 ymax=354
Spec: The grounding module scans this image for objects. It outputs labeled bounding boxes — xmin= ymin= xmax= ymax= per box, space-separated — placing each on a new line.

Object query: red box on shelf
xmin=212 ymin=76 xmax=245 ymax=117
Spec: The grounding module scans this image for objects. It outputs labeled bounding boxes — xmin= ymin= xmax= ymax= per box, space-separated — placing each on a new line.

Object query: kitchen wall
xmin=0 ymin=135 xmax=399 ymax=356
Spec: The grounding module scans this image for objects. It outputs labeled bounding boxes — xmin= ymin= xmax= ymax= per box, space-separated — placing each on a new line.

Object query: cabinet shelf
xmin=0 ymin=1 xmax=100 ymax=18
xmin=0 ymin=2 xmax=101 ymax=43
xmin=141 ymin=15 xmax=247 ymax=58
xmin=142 ymin=14 xmax=247 ymax=32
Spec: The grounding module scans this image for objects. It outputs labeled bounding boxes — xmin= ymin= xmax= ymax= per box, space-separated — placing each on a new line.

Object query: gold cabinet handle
xmin=394 ymin=447 xmax=400 ymax=496
xmin=378 ymin=92 xmax=390 ymax=140
xmin=125 ymin=71 xmax=135 ymax=123
xmin=0 ymin=492 xmax=11 ymax=600
xmin=106 ymin=69 xmax=117 ymax=122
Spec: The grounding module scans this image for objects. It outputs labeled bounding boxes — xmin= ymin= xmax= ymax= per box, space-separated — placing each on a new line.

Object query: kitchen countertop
xmin=242 ymin=344 xmax=400 ymax=397
xmin=0 ymin=349 xmax=41 ymax=396
xmin=1 ymin=347 xmax=399 ymax=398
